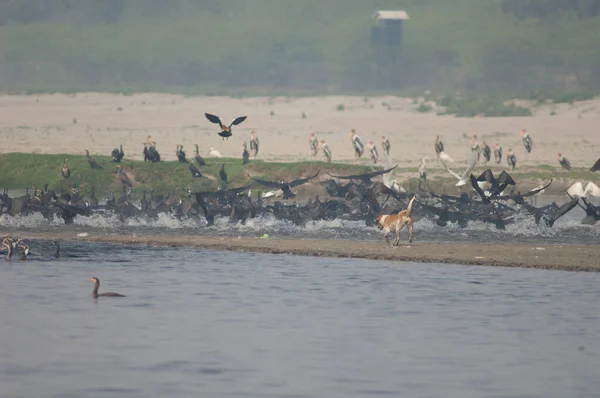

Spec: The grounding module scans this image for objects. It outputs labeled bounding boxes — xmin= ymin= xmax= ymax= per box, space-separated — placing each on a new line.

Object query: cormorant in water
xmin=90 ymin=277 xmax=125 ymax=298
xmin=205 ymin=113 xmax=247 ymax=140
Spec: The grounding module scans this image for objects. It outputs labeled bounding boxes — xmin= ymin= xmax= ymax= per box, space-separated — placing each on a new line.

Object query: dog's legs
xmin=407 ymin=221 xmax=414 ymax=243
xmin=394 ymin=223 xmax=405 ymax=246
xmin=384 ymin=230 xmax=390 ymax=245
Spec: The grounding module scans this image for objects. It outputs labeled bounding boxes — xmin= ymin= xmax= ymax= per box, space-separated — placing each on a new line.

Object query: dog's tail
xmin=406 ymin=195 xmax=416 ymax=217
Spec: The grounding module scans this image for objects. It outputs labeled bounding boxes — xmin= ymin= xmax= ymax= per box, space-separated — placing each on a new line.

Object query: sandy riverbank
xmin=18 ymin=231 xmax=600 ymax=272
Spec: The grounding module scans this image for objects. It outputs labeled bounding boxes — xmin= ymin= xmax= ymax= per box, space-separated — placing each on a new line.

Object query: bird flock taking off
xmin=1 ymin=113 xmax=599 ymax=261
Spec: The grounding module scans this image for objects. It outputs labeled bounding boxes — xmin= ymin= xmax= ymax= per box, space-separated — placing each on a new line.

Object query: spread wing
xmin=327 ymin=165 xmax=397 ymax=180
xmin=497 ymin=170 xmax=516 ymax=186
xmin=205 ymin=113 xmax=223 ymax=128
xmin=470 ymin=174 xmax=490 ymax=203
xmin=251 ymin=177 xmax=282 ymax=189
xmin=590 ymin=156 xmax=600 ymax=172
xmin=493 ymin=179 xmax=553 ymax=201
xmin=476 ymin=169 xmax=496 ymax=184
xmin=289 ymin=171 xmax=320 ymax=187
xmin=229 ymin=116 xmax=247 ymax=127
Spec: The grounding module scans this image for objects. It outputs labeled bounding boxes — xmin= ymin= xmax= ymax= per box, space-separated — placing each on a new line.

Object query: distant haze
xmin=1 ymin=0 xmax=599 ymax=95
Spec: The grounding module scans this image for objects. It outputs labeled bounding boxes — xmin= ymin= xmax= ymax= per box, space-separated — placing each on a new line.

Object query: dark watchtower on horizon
xmin=371 ymin=10 xmax=409 ymax=88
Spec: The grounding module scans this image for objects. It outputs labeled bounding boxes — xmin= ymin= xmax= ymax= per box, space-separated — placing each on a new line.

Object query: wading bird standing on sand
xmin=349 ymin=129 xmax=364 ymax=160
xmin=309 ymin=133 xmax=319 ymax=157
xmin=482 ymin=141 xmax=491 ymax=163
xmin=418 ymin=157 xmax=429 ymax=190
xmin=493 ymin=143 xmax=503 ymax=164
xmin=507 ymin=148 xmax=517 ymax=170
xmin=557 ymin=152 xmax=571 ymax=170
xmin=319 ymin=139 xmax=332 ymax=163
xmin=205 ymin=113 xmax=247 ymax=140
xmin=381 ymin=135 xmax=391 ymax=158
xmin=471 ymin=134 xmax=481 ymax=162
xmin=434 ymin=135 xmax=444 ymax=156
xmin=521 ymin=129 xmax=532 ymax=154
xmin=249 ymin=130 xmax=259 ymax=158
xmin=367 ymin=141 xmax=379 ymax=164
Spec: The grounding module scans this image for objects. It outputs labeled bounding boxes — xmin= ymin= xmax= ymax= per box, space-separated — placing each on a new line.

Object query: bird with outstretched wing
xmin=205 ymin=113 xmax=247 ymax=140
xmin=252 ymin=171 xmax=320 ymax=199
xmin=327 ymin=165 xmax=397 ymax=183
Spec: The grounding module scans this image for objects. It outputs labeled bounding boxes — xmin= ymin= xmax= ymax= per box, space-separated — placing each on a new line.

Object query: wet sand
xmin=21 ymin=231 xmax=600 ymax=272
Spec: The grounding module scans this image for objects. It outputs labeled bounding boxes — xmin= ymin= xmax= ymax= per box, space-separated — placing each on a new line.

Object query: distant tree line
xmin=501 ymin=0 xmax=600 ymax=19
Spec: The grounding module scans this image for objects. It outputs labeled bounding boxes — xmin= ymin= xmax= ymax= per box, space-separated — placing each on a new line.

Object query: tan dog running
xmin=376 ymin=196 xmax=416 ymax=246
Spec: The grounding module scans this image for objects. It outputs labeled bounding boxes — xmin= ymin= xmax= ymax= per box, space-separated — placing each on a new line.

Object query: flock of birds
xmin=2 ymin=113 xmax=600 ymax=262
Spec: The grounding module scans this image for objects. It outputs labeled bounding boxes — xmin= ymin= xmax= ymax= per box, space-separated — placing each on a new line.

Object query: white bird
xmin=437 ymin=151 xmax=454 ymax=164
xmin=206 ymin=147 xmax=222 ymax=158
xmin=567 ymin=182 xmax=600 ymax=198
xmin=442 ymin=148 xmax=477 ymax=187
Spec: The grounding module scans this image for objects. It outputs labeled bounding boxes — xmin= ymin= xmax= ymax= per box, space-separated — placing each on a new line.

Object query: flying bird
xmin=205 ymin=113 xmax=247 ymax=140
xmin=327 ymin=165 xmax=397 ymax=184
xmin=252 ymin=171 xmax=320 ymax=200
xmin=443 ymin=147 xmax=477 ymax=187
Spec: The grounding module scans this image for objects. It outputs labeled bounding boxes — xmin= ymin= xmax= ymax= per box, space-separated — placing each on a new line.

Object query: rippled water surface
xmin=1 ymin=243 xmax=599 ymax=398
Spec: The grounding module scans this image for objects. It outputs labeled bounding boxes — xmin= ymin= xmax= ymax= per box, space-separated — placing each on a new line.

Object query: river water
xmin=1 ymin=243 xmax=599 ymax=397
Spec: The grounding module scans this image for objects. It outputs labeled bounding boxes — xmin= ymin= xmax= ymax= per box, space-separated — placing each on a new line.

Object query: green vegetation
xmin=0 ymin=0 xmax=599 ymax=96
xmin=0 ymin=153 xmax=374 ymax=198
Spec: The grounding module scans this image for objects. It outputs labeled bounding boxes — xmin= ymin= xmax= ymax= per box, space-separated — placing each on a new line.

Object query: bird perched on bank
xmin=189 ymin=163 xmax=202 ymax=178
xmin=493 ymin=143 xmax=503 ymax=164
xmin=507 ymin=148 xmax=517 ymax=170
xmin=207 ymin=147 xmax=222 ymax=158
xmin=381 ymin=135 xmax=391 ymax=158
xmin=205 ymin=113 xmax=247 ymax=140
xmin=557 ymin=152 xmax=571 ymax=170
xmin=219 ymin=163 xmax=228 ymax=184
xmin=194 ymin=144 xmax=206 ymax=166
xmin=85 ymin=150 xmax=103 ymax=169
xmin=249 ymin=130 xmax=259 ymax=158
xmin=521 ymin=129 xmax=532 ymax=153
xmin=176 ymin=144 xmax=188 ymax=163
xmin=61 ymin=158 xmax=70 ymax=179
xmin=111 ymin=145 xmax=124 ymax=163
xmin=242 ymin=142 xmax=250 ymax=165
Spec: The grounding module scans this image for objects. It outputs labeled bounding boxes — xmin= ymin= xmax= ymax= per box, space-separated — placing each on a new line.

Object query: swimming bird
xmin=61 ymin=158 xmax=70 ymax=179
xmin=349 ymin=129 xmax=364 ymax=159
xmin=111 ymin=145 xmax=124 ymax=163
xmin=493 ymin=143 xmax=503 ymax=164
xmin=89 ymin=277 xmax=125 ymax=298
xmin=85 ymin=150 xmax=103 ymax=169
xmin=205 ymin=113 xmax=247 ymax=140
xmin=381 ymin=135 xmax=391 ymax=157
xmin=249 ymin=130 xmax=259 ymax=157
xmin=176 ymin=144 xmax=188 ymax=163
xmin=434 ymin=135 xmax=444 ymax=156
xmin=521 ymin=129 xmax=532 ymax=153
xmin=591 ymin=157 xmax=600 ymax=172
xmin=219 ymin=163 xmax=228 ymax=184
xmin=507 ymin=148 xmax=517 ymax=170
xmin=194 ymin=144 xmax=206 ymax=166
xmin=189 ymin=162 xmax=202 ymax=178
xmin=242 ymin=142 xmax=250 ymax=165
xmin=557 ymin=152 xmax=571 ymax=170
